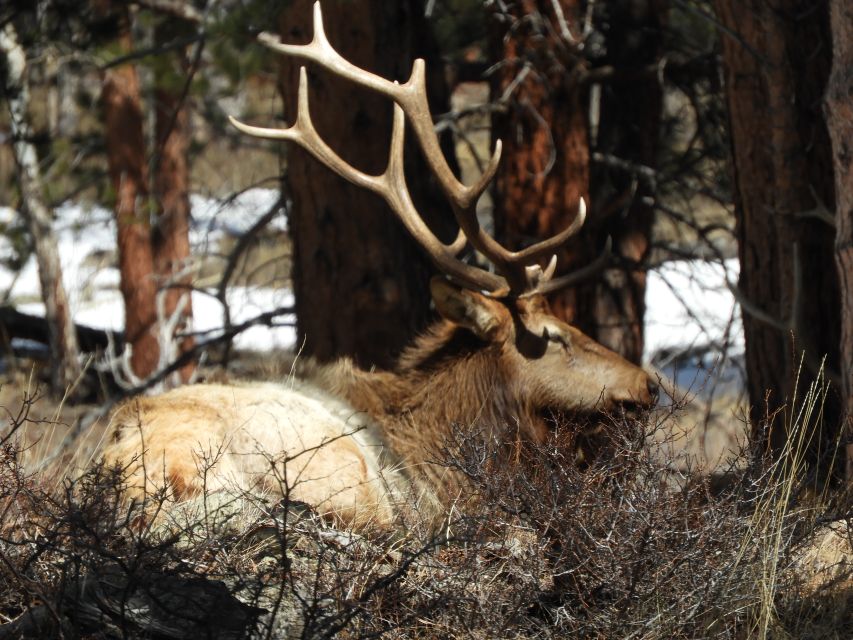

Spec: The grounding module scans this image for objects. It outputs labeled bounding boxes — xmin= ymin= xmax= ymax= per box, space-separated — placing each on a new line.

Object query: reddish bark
xmin=489 ymin=0 xmax=594 ymax=333
xmin=716 ymin=0 xmax=840 ymax=464
xmin=153 ymin=82 xmax=195 ymax=382
xmin=490 ymin=1 xmax=663 ymax=364
xmin=102 ymin=29 xmax=159 ymax=379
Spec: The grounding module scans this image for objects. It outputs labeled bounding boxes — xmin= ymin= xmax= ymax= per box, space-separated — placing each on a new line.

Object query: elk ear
xmin=430 ymin=277 xmax=502 ymax=340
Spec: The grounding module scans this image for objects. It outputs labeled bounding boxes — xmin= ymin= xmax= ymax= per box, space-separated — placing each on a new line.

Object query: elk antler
xmin=230 ymin=1 xmax=592 ymax=297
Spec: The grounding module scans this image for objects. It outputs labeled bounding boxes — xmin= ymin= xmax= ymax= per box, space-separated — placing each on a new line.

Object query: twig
xmin=792 ymin=186 xmax=835 ymax=227
xmin=499 ymin=62 xmax=532 ymax=104
xmin=592 ymin=152 xmax=658 ymax=190
xmin=100 ymin=34 xmax=203 ymax=70
xmin=133 ymin=0 xmax=203 ymax=23
xmin=549 ymin=0 xmax=576 ymax=44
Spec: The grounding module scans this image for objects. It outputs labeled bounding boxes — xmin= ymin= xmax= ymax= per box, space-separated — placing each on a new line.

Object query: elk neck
xmin=308 ymin=319 xmax=527 ymax=473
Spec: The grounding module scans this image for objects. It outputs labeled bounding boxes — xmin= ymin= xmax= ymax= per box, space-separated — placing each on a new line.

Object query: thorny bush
xmin=0 ymin=396 xmax=850 ymax=639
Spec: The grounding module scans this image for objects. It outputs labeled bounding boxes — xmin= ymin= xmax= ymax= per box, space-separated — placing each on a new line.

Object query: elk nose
xmin=646 ymin=379 xmax=660 ymax=405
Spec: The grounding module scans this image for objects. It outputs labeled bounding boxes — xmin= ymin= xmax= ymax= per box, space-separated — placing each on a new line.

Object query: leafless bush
xmin=0 ymin=394 xmax=850 ymax=639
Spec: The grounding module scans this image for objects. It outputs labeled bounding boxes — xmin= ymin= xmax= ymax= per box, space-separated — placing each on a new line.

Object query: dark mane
xmin=396 ymin=320 xmax=490 ymax=373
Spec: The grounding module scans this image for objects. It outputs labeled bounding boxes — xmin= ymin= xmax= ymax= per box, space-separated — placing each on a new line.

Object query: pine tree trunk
xmin=825 ymin=0 xmax=853 ymax=480
xmin=152 ymin=45 xmax=195 ymax=383
xmin=590 ymin=0 xmax=666 ymax=363
xmin=716 ymin=0 xmax=840 ymax=466
xmin=277 ymin=0 xmax=456 ymax=368
xmin=489 ymin=0 xmax=594 ymax=335
xmin=489 ymin=1 xmax=663 ymax=364
xmin=102 ymin=26 xmax=159 ymax=380
xmin=0 ymin=22 xmax=83 ymax=394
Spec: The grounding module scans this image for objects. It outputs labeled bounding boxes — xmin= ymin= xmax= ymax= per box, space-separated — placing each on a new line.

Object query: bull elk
xmin=101 ymin=2 xmax=656 ymax=530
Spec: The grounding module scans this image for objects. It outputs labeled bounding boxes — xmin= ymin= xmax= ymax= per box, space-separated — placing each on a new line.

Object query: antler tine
xmin=525 ymin=235 xmax=613 ymax=298
xmin=511 ymin=198 xmax=587 ymax=264
xmin=256 ymin=3 xmax=471 ymax=201
xmin=448 ymin=228 xmax=468 ymax=255
xmin=229 ymin=67 xmax=507 ymax=295
xmin=454 ymin=197 xmax=584 ymax=296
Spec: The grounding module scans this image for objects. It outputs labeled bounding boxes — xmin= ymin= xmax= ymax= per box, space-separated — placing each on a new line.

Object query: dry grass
xmin=0 ymin=369 xmax=107 ymax=479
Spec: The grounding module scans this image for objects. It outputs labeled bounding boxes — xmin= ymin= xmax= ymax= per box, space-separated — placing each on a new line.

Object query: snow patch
xmin=644 ymin=258 xmax=743 ymax=362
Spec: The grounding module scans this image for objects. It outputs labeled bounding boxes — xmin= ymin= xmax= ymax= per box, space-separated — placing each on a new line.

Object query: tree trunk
xmin=489 ymin=1 xmax=664 ymax=364
xmin=825 ymin=0 xmax=853 ymax=480
xmin=152 ymin=41 xmax=195 ymax=383
xmin=716 ymin=0 xmax=840 ymax=467
xmin=0 ymin=22 xmax=83 ymax=395
xmin=589 ymin=0 xmax=666 ymax=363
xmin=102 ymin=24 xmax=160 ymax=380
xmin=489 ymin=0 xmax=594 ymax=336
xmin=277 ymin=0 xmax=456 ymax=368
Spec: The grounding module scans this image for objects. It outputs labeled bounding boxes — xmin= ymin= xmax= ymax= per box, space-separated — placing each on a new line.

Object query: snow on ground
xmin=646 ymin=259 xmax=744 ymax=397
xmin=190 ymin=188 xmax=287 ymax=241
xmin=1 ymin=189 xmax=295 ymax=352
xmin=0 ymin=189 xmax=740 ymax=369
xmin=645 ymin=259 xmax=743 ymax=360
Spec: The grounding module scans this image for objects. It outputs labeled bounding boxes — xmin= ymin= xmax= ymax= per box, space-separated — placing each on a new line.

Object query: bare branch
xmin=592 ymin=151 xmax=658 ymax=190
xmin=549 ymin=0 xmax=576 ymax=44
xmin=793 ymin=186 xmax=835 ymax=227
xmin=133 ymin=0 xmax=203 ymax=23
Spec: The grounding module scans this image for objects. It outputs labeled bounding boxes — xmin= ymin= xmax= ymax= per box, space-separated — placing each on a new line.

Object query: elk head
xmin=424 ymin=277 xmax=655 ymax=447
xmin=229 ymin=2 xmax=656 ymax=436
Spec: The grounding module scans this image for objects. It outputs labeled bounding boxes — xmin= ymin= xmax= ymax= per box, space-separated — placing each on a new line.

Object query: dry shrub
xmin=0 ymin=390 xmax=850 ymax=639
xmin=0 ymin=395 xmax=265 ymax=639
xmin=429 ymin=408 xmax=851 ymax=640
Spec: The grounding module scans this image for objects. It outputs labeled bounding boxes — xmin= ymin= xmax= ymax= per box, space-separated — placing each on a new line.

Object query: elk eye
xmin=543 ymin=327 xmax=571 ymax=350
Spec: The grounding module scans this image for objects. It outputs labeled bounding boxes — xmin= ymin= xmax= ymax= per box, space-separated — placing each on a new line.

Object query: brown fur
xmin=101 ymin=283 xmax=653 ymax=529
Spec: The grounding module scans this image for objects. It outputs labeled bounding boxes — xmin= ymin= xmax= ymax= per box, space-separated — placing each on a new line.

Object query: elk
xmin=101 ymin=2 xmax=656 ymax=530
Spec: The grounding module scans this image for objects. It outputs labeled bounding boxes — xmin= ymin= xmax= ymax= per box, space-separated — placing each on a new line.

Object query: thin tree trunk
xmin=0 ymin=22 xmax=83 ymax=395
xmin=489 ymin=0 xmax=594 ymax=334
xmin=716 ymin=0 xmax=840 ymax=467
xmin=277 ymin=0 xmax=456 ymax=368
xmin=825 ymin=0 xmax=853 ymax=480
xmin=102 ymin=25 xmax=160 ymax=380
xmin=589 ymin=0 xmax=666 ymax=363
xmin=152 ymin=47 xmax=195 ymax=383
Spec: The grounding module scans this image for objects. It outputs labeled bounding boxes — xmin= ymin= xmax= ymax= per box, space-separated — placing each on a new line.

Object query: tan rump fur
xmin=105 ymin=381 xmax=412 ymax=528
